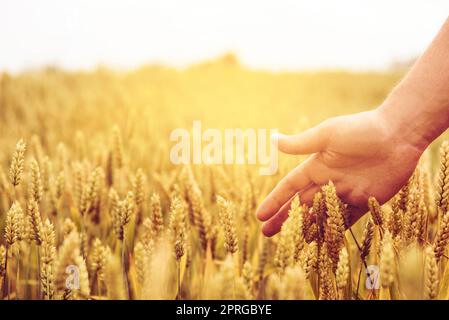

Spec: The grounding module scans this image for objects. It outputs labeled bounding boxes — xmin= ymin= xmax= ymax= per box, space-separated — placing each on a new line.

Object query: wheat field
xmin=0 ymin=55 xmax=448 ymax=300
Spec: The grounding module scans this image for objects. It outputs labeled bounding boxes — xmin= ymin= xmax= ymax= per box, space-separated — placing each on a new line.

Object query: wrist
xmin=377 ymin=62 xmax=449 ymax=153
xmin=376 ymin=91 xmax=434 ymax=154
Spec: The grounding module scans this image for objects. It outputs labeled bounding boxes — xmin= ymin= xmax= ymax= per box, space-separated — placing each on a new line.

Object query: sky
xmin=1 ymin=0 xmax=449 ymax=72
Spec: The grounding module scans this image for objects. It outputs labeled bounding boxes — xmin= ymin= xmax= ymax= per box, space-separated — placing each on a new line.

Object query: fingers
xmin=262 ymin=185 xmax=320 ymax=237
xmin=256 ymin=160 xmax=313 ymax=222
xmin=273 ymin=120 xmax=331 ymax=155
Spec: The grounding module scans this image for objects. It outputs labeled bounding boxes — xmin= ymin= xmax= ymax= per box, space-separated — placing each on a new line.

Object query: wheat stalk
xmin=274 ymin=215 xmax=294 ymax=272
xmin=242 ymin=261 xmax=254 ymax=298
xmin=336 ymin=247 xmax=349 ymax=295
xmin=368 ymin=196 xmax=384 ymax=227
xmin=39 ymin=219 xmax=56 ymax=299
xmin=318 ymin=243 xmax=336 ymax=300
xmin=312 ymin=191 xmax=326 ymax=242
xmin=380 ymin=231 xmax=395 ymax=289
xmin=112 ymin=191 xmax=134 ymax=241
xmin=436 ymin=141 xmax=449 ymax=214
xmin=9 ymin=139 xmax=26 ymax=188
xmin=217 ymin=195 xmax=239 ymax=255
xmin=27 ymin=199 xmax=43 ymax=245
xmin=424 ymin=246 xmax=439 ymax=300
xmin=169 ymin=197 xmax=187 ymax=261
xmin=112 ymin=126 xmax=124 ymax=169
xmin=5 ymin=202 xmax=23 ymax=246
xmin=134 ymin=241 xmax=145 ymax=287
xmin=433 ymin=212 xmax=449 ymax=261
xmin=28 ymin=159 xmax=43 ymax=204
xmin=360 ymin=218 xmax=374 ymax=261
xmin=301 ymin=241 xmax=318 ymax=279
xmin=289 ymin=195 xmax=305 ymax=263
xmin=323 ymin=182 xmax=345 ymax=271
xmin=183 ymin=166 xmax=211 ymax=251
xmin=150 ymin=193 xmax=164 ymax=241
xmin=90 ymin=238 xmax=108 ymax=294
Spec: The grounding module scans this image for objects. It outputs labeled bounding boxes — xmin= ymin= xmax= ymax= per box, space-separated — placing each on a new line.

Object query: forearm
xmin=378 ymin=17 xmax=449 ymax=150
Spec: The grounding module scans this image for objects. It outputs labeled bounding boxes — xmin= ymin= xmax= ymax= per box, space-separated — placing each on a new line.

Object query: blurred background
xmin=1 ymin=0 xmax=449 ymax=72
xmin=0 ymin=1 xmax=448 ymax=167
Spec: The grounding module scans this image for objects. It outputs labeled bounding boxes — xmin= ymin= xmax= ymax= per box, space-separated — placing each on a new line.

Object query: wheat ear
xmin=217 ymin=195 xmax=239 ymax=255
xmin=9 ymin=139 xmax=26 ymax=188
xmin=380 ymin=231 xmax=395 ymax=289
xmin=424 ymin=246 xmax=439 ymax=300
xmin=28 ymin=158 xmax=43 ymax=204
xmin=39 ymin=219 xmax=56 ymax=299
xmin=436 ymin=141 xmax=449 ymax=214
xmin=323 ymin=182 xmax=345 ymax=271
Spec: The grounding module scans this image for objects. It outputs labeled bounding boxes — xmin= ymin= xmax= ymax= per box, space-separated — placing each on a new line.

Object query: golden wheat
xmin=9 ymin=140 xmax=26 ymax=188
xmin=424 ymin=246 xmax=439 ymax=300
xmin=0 ymin=65 xmax=449 ymax=300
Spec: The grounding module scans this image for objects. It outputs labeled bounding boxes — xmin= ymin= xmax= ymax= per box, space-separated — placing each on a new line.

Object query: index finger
xmin=256 ymin=160 xmax=312 ymax=221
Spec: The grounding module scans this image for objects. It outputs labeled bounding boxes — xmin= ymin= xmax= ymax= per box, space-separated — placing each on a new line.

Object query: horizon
xmin=0 ymin=53 xmax=413 ymax=75
xmin=1 ymin=0 xmax=449 ymax=73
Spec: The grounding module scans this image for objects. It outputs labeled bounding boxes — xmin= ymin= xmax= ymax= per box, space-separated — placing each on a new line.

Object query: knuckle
xmin=348 ymin=187 xmax=370 ymax=206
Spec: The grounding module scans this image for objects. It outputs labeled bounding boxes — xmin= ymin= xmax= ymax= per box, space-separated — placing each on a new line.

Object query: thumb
xmin=272 ymin=121 xmax=331 ymax=155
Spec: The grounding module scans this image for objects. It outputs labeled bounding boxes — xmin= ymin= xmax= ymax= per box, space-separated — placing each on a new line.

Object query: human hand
xmin=256 ymin=108 xmax=427 ymax=236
